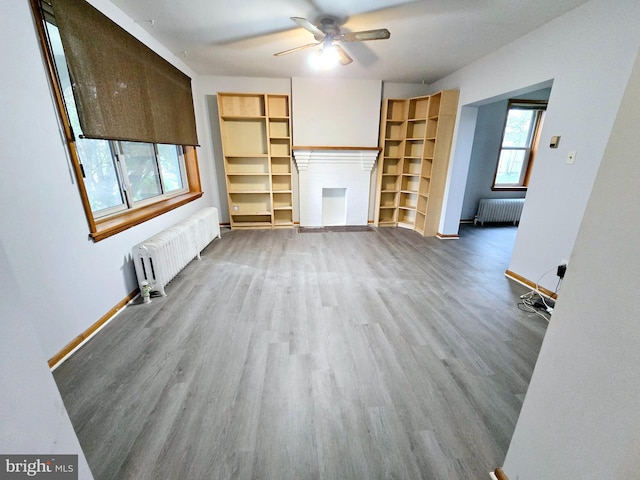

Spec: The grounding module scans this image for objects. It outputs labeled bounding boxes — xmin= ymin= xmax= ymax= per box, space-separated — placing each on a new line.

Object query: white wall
xmin=1 ymin=1 xmax=217 ymax=359
xmin=502 ymin=49 xmax=640 ymax=480
xmin=0 ymin=244 xmax=93 ymax=479
xmin=382 ymin=82 xmax=430 ymax=99
xmin=431 ymin=0 xmax=640 ymax=291
xmin=291 ymin=77 xmax=382 ymax=147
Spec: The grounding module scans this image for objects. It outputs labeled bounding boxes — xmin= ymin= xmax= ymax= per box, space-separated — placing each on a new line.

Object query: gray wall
xmin=502 ymin=49 xmax=640 ymax=480
xmin=460 ymin=88 xmax=550 ymax=220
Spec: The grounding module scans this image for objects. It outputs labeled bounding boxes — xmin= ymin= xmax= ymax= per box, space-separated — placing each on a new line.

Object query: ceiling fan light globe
xmin=309 ymin=45 xmax=340 ymax=70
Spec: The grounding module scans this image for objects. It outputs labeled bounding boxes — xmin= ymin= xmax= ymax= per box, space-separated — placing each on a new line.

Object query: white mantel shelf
xmin=292 ymin=146 xmax=380 ymax=171
xmin=292 ymin=147 xmax=381 ymax=227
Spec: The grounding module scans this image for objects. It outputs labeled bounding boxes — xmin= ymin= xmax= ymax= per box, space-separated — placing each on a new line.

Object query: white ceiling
xmin=110 ymin=0 xmax=589 ymax=84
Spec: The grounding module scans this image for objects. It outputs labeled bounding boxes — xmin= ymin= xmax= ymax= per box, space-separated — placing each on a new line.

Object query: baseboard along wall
xmin=493 ymin=467 xmax=510 ymax=480
xmin=48 ymin=288 xmax=139 ymax=370
xmin=505 ymin=269 xmax=558 ymax=300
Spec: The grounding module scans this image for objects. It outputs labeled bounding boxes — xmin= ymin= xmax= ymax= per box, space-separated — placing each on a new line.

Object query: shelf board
xmin=268 ymin=115 xmax=289 ymax=120
xmin=227 ymin=173 xmax=269 ymax=176
xmin=225 ymin=153 xmax=268 ymax=158
xmin=398 ymin=206 xmax=415 ymax=211
xmin=228 ymin=190 xmax=270 ymax=194
xmin=232 ymin=211 xmax=271 ymax=216
xmin=273 ymin=206 xmax=293 ymax=210
xmin=232 ymin=222 xmax=273 ymax=228
xmin=379 ymin=206 xmax=397 ymax=210
xmin=381 ymin=189 xmax=399 ymax=193
xmin=221 ymin=115 xmax=266 ymax=120
xmin=272 ymin=189 xmax=292 ymax=193
xmin=400 ymin=189 xmax=418 ymax=194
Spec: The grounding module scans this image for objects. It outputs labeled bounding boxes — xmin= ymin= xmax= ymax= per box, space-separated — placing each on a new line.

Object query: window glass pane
xmin=502 ymin=109 xmax=534 ymax=148
xmin=78 ymin=139 xmax=124 ymax=211
xmin=46 ymin=21 xmax=125 ymax=213
xmin=121 ymin=142 xmax=162 ymax=202
xmin=495 ymin=149 xmax=526 ymax=185
xmin=157 ymin=144 xmax=184 ymax=193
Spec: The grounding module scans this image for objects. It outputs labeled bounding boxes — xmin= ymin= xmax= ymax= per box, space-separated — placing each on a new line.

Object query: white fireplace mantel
xmin=292 ymin=147 xmax=380 ymax=227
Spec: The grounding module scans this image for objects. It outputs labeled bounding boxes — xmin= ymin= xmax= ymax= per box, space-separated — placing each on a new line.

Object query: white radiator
xmin=474 ymin=198 xmax=524 ymax=226
xmin=132 ymin=207 xmax=221 ymax=296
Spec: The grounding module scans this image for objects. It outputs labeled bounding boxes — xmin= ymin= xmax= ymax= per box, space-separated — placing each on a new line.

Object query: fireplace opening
xmin=322 ymin=188 xmax=347 ymax=226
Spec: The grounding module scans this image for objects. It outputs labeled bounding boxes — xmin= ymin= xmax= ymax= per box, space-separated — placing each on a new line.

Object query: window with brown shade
xmin=31 ymin=0 xmax=202 ymax=241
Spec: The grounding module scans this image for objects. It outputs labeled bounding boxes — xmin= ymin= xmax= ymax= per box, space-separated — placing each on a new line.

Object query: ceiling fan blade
xmin=339 ymin=28 xmax=391 ymax=42
xmin=290 ymin=17 xmax=325 ymax=39
xmin=273 ymin=42 xmax=320 ymax=57
xmin=334 ymin=44 xmax=353 ymax=65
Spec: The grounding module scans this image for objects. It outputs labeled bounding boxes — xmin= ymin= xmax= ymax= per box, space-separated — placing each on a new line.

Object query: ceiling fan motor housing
xmin=314 ymin=17 xmax=341 ymax=41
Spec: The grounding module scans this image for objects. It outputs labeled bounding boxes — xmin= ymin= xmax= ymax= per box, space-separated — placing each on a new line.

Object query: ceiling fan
xmin=274 ymin=16 xmax=391 ymax=66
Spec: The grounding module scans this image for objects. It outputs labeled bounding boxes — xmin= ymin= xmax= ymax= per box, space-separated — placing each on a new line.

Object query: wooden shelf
xmin=218 ymin=92 xmax=294 ymax=230
xmin=374 ymin=91 xmax=459 ymax=236
xmin=221 ymin=115 xmax=266 ymax=120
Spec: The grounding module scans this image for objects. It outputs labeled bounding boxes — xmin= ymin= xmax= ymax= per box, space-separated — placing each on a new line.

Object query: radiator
xmin=474 ymin=198 xmax=524 ymax=226
xmin=132 ymin=207 xmax=221 ymax=296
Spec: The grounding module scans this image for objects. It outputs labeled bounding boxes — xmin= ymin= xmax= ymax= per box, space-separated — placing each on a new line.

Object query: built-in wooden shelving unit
xmin=217 ymin=92 xmax=294 ymax=229
xmin=375 ymin=90 xmax=459 ymax=236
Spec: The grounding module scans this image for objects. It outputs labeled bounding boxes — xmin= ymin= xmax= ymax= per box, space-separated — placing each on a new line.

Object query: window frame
xmin=31 ymin=0 xmax=202 ymax=242
xmin=492 ymin=100 xmax=547 ymax=191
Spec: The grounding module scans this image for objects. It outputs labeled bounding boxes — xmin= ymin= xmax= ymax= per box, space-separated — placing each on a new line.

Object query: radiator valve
xmin=140 ymin=280 xmax=152 ymax=304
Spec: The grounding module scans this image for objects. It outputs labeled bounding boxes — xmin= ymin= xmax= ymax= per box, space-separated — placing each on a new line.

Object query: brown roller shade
xmin=50 ymin=0 xmax=199 ymax=146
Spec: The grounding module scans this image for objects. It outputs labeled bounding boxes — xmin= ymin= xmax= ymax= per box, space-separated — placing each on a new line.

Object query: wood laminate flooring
xmin=54 ymin=225 xmax=547 ymax=480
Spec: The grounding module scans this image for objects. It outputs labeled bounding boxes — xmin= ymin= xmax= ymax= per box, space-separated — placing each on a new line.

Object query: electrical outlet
xmin=566 ymin=150 xmax=576 ymax=164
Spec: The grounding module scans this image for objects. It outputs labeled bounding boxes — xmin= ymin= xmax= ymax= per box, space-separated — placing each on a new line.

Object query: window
xmin=493 ymin=101 xmax=546 ymax=190
xmin=32 ymin=0 xmax=202 ymax=241
xmin=47 ymin=18 xmax=189 ymax=217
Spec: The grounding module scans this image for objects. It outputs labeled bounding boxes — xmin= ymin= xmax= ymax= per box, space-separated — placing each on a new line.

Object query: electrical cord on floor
xmin=517 ymin=267 xmax=563 ymax=323
xmin=518 ymin=294 xmax=551 ymax=322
